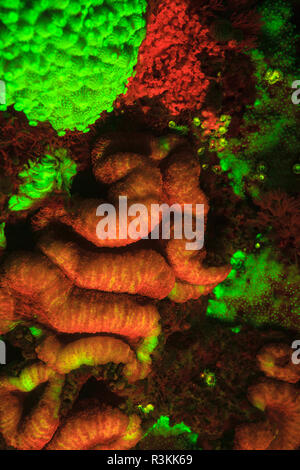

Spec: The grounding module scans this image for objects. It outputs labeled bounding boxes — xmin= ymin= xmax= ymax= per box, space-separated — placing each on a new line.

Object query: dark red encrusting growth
xmin=121 ymin=0 xmax=217 ymax=115
xmin=119 ymin=0 xmax=259 ymax=120
xmin=253 ymin=190 xmax=300 ymax=254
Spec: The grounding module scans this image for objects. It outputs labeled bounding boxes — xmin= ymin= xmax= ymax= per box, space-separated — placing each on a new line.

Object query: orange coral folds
xmin=2 ymin=251 xmax=161 ymax=340
xmin=234 ymin=420 xmax=277 ymax=451
xmin=235 ymin=341 xmax=300 ymax=450
xmin=92 ymin=415 xmax=142 ymax=450
xmin=36 ymin=335 xmax=149 ymax=382
xmin=257 ymin=343 xmax=300 ymax=384
xmin=0 ymin=371 xmax=64 ymax=450
xmin=168 ymin=280 xmax=218 ymax=303
xmin=0 ymin=132 xmax=231 ymax=450
xmin=0 ymin=362 xmax=54 ymax=392
xmin=0 ymin=288 xmax=17 ymax=334
xmin=161 ymin=145 xmax=230 ymax=296
xmin=37 ymin=229 xmax=175 ymax=299
xmin=46 ymin=407 xmax=141 ymax=450
xmin=236 ymin=379 xmax=300 ymax=450
xmin=163 ymin=149 xmax=209 ymax=216
xmin=34 ymin=134 xmax=181 ymax=248
xmin=166 ymin=241 xmax=230 ymax=286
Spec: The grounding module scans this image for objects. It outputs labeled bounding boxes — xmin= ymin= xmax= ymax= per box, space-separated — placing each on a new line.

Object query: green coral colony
xmin=0 ymin=0 xmax=147 ymax=133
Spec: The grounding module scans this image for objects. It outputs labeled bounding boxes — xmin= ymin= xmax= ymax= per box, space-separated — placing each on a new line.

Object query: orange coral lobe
xmin=166 ymin=240 xmax=231 ymax=286
xmin=47 ymin=407 xmax=140 ymax=450
xmin=257 ymin=343 xmax=300 ymax=384
xmin=38 ymin=230 xmax=175 ymax=299
xmin=2 ymin=251 xmax=161 ymax=340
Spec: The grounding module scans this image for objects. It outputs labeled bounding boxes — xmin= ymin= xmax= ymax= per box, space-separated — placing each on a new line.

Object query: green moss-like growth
xmin=0 ymin=222 xmax=6 ymax=249
xmin=207 ymin=249 xmax=300 ymax=330
xmin=140 ymin=416 xmax=199 ymax=450
xmin=0 ymin=0 xmax=147 ymax=133
xmin=8 ymin=148 xmax=77 ymax=211
xmin=145 ymin=416 xmax=197 ymax=439
xmin=215 ymin=0 xmax=299 ymax=196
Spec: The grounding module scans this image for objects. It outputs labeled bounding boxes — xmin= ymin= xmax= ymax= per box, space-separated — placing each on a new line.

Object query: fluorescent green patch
xmin=206 ymin=249 xmax=289 ymax=325
xmin=29 ymin=326 xmax=43 ymax=338
xmin=138 ymin=403 xmax=154 ymax=414
xmin=8 ymin=149 xmax=76 ymax=211
xmin=201 ymin=370 xmax=216 ymax=387
xmin=231 ymin=326 xmax=241 ymax=334
xmin=0 ymin=0 xmax=147 ymax=133
xmin=137 ymin=335 xmax=159 ymax=363
xmin=265 ymin=69 xmax=282 ymax=85
xmin=144 ymin=416 xmax=198 ymax=445
xmin=0 ymin=223 xmax=6 ymax=249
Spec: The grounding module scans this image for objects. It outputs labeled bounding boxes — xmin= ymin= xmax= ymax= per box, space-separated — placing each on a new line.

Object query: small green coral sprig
xmin=8 ymin=148 xmax=77 ymax=212
xmin=206 ymin=249 xmax=283 ymax=323
xmin=0 ymin=222 xmax=6 ymax=249
xmin=144 ymin=416 xmax=198 ymax=444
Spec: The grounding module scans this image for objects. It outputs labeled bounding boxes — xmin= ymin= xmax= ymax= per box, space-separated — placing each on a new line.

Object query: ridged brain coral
xmin=235 ymin=342 xmax=300 ymax=450
xmin=0 ymin=361 xmax=142 ymax=450
xmin=0 ymin=0 xmax=147 ymax=133
xmin=0 ymin=133 xmax=230 ymax=449
xmin=235 ymin=379 xmax=300 ymax=450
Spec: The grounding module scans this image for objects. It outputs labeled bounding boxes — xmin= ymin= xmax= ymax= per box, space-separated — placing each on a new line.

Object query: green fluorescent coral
xmin=28 ymin=326 xmax=44 ymax=338
xmin=8 ymin=148 xmax=77 ymax=211
xmin=0 ymin=222 xmax=6 ymax=249
xmin=0 ymin=0 xmax=147 ymax=134
xmin=213 ymin=0 xmax=299 ymax=197
xmin=206 ymin=249 xmax=300 ymax=329
xmin=206 ymin=249 xmax=282 ymax=322
xmin=144 ymin=416 xmax=198 ymax=444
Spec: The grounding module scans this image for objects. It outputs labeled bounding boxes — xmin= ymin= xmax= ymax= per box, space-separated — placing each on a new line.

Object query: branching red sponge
xmin=46 ymin=407 xmax=141 ymax=451
xmin=37 ymin=229 xmax=175 ymax=299
xmin=0 ymin=370 xmax=64 ymax=450
xmin=123 ymin=0 xmax=223 ymax=115
xmin=235 ymin=379 xmax=300 ymax=450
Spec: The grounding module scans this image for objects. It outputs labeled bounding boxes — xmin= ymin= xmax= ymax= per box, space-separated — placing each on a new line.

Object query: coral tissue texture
xmin=0 ymin=134 xmax=230 ymax=450
xmin=0 ymin=0 xmax=147 ymax=133
xmin=235 ymin=343 xmax=300 ymax=450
